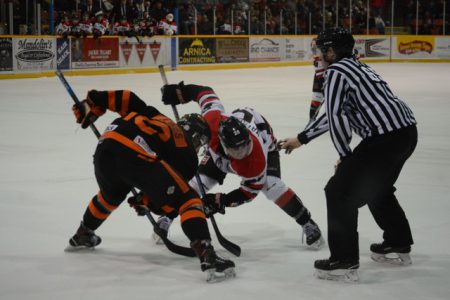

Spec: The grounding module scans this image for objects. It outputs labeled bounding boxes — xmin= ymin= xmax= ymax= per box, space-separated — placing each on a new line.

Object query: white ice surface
xmin=1 ymin=64 xmax=450 ymax=300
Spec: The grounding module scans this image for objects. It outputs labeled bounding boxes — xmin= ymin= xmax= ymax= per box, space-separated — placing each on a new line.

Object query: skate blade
xmin=314 ymin=269 xmax=359 ymax=283
xmin=64 ymin=244 xmax=97 ymax=252
xmin=307 ymin=236 xmax=325 ymax=250
xmin=371 ymin=252 xmax=412 ymax=266
xmin=205 ymin=267 xmax=236 ymax=283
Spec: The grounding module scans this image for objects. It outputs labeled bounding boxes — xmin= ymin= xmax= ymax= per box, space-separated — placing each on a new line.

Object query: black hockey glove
xmin=72 ymin=90 xmax=106 ymax=129
xmin=161 ymin=81 xmax=188 ymax=105
xmin=202 ymin=193 xmax=226 ymax=217
xmin=127 ymin=193 xmax=150 ymax=216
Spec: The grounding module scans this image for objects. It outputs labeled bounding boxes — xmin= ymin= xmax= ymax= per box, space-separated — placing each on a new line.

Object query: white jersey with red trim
xmin=195 ymin=88 xmax=277 ymax=201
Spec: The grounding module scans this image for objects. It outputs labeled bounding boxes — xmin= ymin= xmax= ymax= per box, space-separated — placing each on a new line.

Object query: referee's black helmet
xmin=316 ymin=27 xmax=355 ymax=60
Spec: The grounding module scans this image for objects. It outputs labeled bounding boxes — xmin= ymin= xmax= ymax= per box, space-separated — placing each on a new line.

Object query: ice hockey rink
xmin=1 ymin=63 xmax=449 ymax=300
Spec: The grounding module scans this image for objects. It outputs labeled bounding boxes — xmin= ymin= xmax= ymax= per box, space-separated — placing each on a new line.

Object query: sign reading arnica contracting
xmin=179 ymin=38 xmax=216 ymax=64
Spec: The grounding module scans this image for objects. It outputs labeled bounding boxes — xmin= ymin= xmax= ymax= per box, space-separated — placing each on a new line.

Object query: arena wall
xmin=1 ymin=34 xmax=449 ymax=79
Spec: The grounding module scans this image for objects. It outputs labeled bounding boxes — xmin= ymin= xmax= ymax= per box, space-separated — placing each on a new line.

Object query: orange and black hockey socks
xmin=82 ymin=192 xmax=119 ymax=231
xmin=179 ymin=198 xmax=211 ymax=241
xmin=275 ymin=189 xmax=311 ymax=226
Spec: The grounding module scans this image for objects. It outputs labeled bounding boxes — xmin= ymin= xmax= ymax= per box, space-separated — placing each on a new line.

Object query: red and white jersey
xmin=80 ymin=21 xmax=93 ymax=34
xmin=113 ymin=21 xmax=130 ymax=34
xmin=194 ymin=87 xmax=277 ymax=201
xmin=56 ymin=21 xmax=72 ymax=35
xmin=158 ymin=19 xmax=177 ymax=35
xmin=311 ymin=54 xmax=325 ymax=105
xmin=93 ymin=17 xmax=109 ymax=34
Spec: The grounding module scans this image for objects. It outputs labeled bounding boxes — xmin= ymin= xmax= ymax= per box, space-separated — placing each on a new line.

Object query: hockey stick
xmin=158 ymin=65 xmax=241 ymax=257
xmin=55 ymin=70 xmax=196 ymax=258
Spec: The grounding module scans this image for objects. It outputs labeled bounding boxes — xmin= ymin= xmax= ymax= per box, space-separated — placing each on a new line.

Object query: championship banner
xmin=435 ymin=37 xmax=450 ymax=59
xmin=0 ymin=37 xmax=13 ymax=72
xmin=119 ymin=37 xmax=169 ymax=67
xmin=249 ymin=37 xmax=282 ymax=62
xmin=13 ymin=37 xmax=56 ymax=72
xmin=282 ymin=37 xmax=312 ymax=61
xmin=353 ymin=36 xmax=390 ymax=59
xmin=71 ymin=37 xmax=119 ymax=69
xmin=178 ymin=38 xmax=216 ymax=64
xmin=216 ymin=38 xmax=248 ymax=63
xmin=56 ymin=38 xmax=71 ymax=70
xmin=393 ymin=36 xmax=436 ymax=59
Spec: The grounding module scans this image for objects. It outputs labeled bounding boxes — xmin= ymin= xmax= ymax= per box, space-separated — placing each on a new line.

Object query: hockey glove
xmin=161 ymin=81 xmax=188 ymax=105
xmin=127 ymin=193 xmax=150 ymax=216
xmin=202 ymin=193 xmax=226 ymax=217
xmin=72 ymin=91 xmax=106 ymax=129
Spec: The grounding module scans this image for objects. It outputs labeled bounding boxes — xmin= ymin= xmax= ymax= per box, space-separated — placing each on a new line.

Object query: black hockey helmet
xmin=178 ymin=113 xmax=211 ymax=150
xmin=218 ymin=116 xmax=252 ymax=160
xmin=316 ymin=27 xmax=355 ymax=60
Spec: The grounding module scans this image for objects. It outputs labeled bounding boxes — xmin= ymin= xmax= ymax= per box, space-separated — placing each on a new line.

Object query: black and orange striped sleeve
xmin=87 ymin=90 xmax=148 ymax=116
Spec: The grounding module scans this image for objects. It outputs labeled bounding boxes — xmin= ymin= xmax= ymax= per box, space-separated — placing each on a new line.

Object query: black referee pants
xmin=324 ymin=125 xmax=417 ymax=261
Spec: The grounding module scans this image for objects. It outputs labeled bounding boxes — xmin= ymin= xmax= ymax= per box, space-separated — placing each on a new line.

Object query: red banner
xmin=120 ymin=42 xmax=133 ymax=65
xmin=135 ymin=43 xmax=147 ymax=64
xmin=71 ymin=37 xmax=119 ymax=69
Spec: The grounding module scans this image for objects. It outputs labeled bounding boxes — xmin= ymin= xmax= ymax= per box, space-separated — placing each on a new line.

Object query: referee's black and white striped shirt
xmin=298 ymin=56 xmax=416 ymax=158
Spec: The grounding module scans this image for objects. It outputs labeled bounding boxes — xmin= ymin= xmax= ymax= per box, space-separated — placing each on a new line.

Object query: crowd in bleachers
xmin=3 ymin=0 xmax=450 ymax=36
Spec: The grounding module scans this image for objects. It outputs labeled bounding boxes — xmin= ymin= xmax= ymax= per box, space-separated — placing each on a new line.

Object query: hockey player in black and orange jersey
xmin=160 ymin=82 xmax=325 ymax=249
xmin=65 ymin=89 xmax=235 ymax=281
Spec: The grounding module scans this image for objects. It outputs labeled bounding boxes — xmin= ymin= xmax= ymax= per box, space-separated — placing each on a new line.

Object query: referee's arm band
xmin=297 ymin=132 xmax=310 ymax=145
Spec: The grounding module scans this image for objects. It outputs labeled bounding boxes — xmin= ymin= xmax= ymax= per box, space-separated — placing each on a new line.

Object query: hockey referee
xmin=279 ymin=27 xmax=418 ymax=282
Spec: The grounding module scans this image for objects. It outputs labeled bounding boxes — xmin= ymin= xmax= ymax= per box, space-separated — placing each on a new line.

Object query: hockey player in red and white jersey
xmin=92 ymin=10 xmax=109 ymax=38
xmin=80 ymin=13 xmax=93 ymax=37
xmin=309 ymin=38 xmax=326 ymax=121
xmin=56 ymin=15 xmax=72 ymax=38
xmin=160 ymin=82 xmax=325 ymax=249
xmin=112 ymin=16 xmax=131 ymax=36
xmin=159 ymin=13 xmax=177 ymax=35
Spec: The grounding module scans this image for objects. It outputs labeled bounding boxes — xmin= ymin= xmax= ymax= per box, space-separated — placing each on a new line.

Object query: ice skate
xmin=65 ymin=222 xmax=102 ymax=252
xmin=152 ymin=216 xmax=172 ymax=245
xmin=370 ymin=242 xmax=412 ymax=266
xmin=314 ymin=258 xmax=359 ymax=283
xmin=302 ymin=219 xmax=325 ymax=250
xmin=191 ymin=240 xmax=236 ymax=283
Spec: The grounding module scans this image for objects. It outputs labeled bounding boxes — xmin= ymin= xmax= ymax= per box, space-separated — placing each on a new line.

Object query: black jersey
xmin=90 ymin=90 xmax=198 ymax=181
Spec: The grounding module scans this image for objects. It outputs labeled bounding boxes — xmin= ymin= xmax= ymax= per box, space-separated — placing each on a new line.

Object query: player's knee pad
xmin=262 ymin=176 xmax=289 ymax=201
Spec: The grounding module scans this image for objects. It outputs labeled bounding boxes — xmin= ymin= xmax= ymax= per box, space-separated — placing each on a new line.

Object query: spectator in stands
xmin=152 ymin=1 xmax=167 ymax=23
xmin=198 ymin=14 xmax=213 ymax=35
xmin=115 ymin=0 xmax=131 ymax=20
xmin=218 ymin=18 xmax=232 ymax=34
xmin=143 ymin=1 xmax=152 ymax=15
xmin=375 ymin=14 xmax=385 ymax=34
